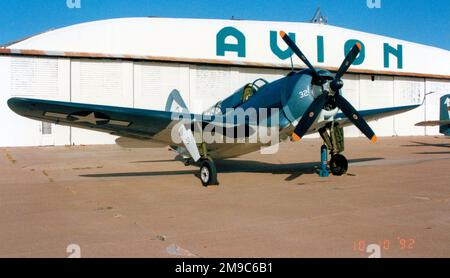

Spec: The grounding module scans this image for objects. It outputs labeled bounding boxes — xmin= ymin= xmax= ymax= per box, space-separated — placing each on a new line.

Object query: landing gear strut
xmin=319 ymin=123 xmax=348 ymax=176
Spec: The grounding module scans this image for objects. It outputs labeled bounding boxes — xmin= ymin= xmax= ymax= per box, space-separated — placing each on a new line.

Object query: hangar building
xmin=0 ymin=17 xmax=449 ymax=147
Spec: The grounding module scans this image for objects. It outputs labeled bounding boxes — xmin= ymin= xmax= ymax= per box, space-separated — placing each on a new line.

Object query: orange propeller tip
xmin=371 ymin=136 xmax=378 ymax=143
xmin=292 ymin=133 xmax=302 ymax=142
xmin=356 ymin=42 xmax=362 ymax=50
xmin=279 ymin=31 xmax=286 ymax=37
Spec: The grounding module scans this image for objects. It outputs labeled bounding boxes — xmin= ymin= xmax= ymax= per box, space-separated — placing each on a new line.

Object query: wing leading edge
xmin=7 ymin=97 xmax=258 ymax=146
xmin=7 ymin=97 xmax=183 ymax=143
xmin=335 ymin=104 xmax=421 ymax=128
xmin=8 ymin=98 xmax=425 ymax=161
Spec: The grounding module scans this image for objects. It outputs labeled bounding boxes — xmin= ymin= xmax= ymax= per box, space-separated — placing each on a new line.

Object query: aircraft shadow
xmin=81 ymin=169 xmax=197 ymax=178
xmin=415 ymin=151 xmax=450 ymax=155
xmin=129 ymin=155 xmax=185 ymax=164
xmin=402 ymin=141 xmax=450 ymax=149
xmin=80 ymin=157 xmax=384 ymax=181
xmin=130 ymin=159 xmax=178 ymax=164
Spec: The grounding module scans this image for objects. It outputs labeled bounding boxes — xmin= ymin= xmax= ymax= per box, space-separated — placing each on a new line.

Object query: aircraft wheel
xmin=329 ymin=154 xmax=348 ymax=176
xmin=199 ymin=159 xmax=219 ymax=187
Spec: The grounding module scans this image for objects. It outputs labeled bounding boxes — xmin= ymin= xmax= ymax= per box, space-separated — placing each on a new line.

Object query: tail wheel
xmin=200 ymin=160 xmax=219 ymax=187
xmin=329 ymin=154 xmax=348 ymax=176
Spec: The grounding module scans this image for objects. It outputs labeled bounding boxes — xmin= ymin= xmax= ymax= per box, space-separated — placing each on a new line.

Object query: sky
xmin=0 ymin=0 xmax=449 ymax=50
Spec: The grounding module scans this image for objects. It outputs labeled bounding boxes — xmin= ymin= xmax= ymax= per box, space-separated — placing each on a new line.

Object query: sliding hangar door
xmin=1 ymin=55 xmax=448 ymax=147
xmin=0 ymin=56 xmax=70 ymax=147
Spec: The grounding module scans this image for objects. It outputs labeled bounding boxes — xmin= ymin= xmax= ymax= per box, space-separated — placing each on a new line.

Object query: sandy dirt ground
xmin=0 ymin=136 xmax=449 ymax=258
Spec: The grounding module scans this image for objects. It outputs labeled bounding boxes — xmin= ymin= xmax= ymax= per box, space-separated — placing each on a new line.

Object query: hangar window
xmin=11 ymin=57 xmax=59 ymax=97
xmin=80 ymin=60 xmax=123 ymax=97
xmin=41 ymin=122 xmax=52 ymax=135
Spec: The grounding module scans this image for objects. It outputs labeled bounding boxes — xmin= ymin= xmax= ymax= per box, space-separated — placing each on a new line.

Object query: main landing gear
xmin=319 ymin=123 xmax=349 ymax=176
xmin=329 ymin=154 xmax=348 ymax=176
xmin=198 ymin=144 xmax=219 ymax=187
xmin=199 ymin=159 xmax=219 ymax=187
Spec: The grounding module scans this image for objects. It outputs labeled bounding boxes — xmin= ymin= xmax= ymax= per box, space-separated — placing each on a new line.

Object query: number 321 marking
xmin=299 ymin=90 xmax=311 ymax=99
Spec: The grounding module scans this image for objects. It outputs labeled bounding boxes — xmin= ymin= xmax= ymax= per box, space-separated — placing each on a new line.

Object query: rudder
xmin=440 ymin=94 xmax=450 ymax=135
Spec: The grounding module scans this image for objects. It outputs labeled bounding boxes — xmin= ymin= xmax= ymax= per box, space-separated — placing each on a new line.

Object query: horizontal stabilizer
xmin=415 ymin=120 xmax=450 ymax=127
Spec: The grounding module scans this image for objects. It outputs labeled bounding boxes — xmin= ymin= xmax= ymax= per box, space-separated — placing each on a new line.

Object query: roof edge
xmin=1 ymin=48 xmax=449 ymax=80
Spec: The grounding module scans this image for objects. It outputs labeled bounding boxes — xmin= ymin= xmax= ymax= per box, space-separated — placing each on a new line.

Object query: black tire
xmin=329 ymin=154 xmax=348 ymax=176
xmin=199 ymin=160 xmax=219 ymax=187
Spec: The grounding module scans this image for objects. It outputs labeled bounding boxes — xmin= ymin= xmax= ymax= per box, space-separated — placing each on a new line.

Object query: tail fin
xmin=440 ymin=95 xmax=450 ymax=135
xmin=165 ymin=89 xmax=189 ymax=113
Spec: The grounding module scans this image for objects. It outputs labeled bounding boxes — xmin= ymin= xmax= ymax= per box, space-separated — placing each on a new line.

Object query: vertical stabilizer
xmin=440 ymin=95 xmax=450 ymax=135
xmin=165 ymin=89 xmax=189 ymax=113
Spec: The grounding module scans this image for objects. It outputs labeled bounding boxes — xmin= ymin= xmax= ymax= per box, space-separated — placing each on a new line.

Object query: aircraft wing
xmin=7 ymin=97 xmax=214 ymax=146
xmin=333 ymin=104 xmax=421 ymax=129
xmin=7 ymin=97 xmax=260 ymax=149
xmin=415 ymin=120 xmax=450 ymax=127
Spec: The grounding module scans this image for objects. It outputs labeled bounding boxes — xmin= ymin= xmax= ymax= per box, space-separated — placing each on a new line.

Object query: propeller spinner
xmin=279 ymin=31 xmax=377 ymax=143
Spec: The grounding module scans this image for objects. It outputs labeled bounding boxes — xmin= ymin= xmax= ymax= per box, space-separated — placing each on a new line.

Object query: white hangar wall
xmin=425 ymin=79 xmax=450 ymax=135
xmin=70 ymin=59 xmax=134 ymax=145
xmin=7 ymin=18 xmax=450 ymax=77
xmin=1 ymin=55 xmax=448 ymax=147
xmin=0 ymin=56 xmax=71 ymax=147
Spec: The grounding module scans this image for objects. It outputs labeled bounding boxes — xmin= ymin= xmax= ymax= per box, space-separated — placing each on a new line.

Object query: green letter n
xmin=384 ymin=43 xmax=403 ymax=69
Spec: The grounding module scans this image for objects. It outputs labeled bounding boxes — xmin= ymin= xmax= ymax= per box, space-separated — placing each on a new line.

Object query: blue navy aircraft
xmin=416 ymin=95 xmax=450 ymax=136
xmin=8 ymin=31 xmax=421 ymax=186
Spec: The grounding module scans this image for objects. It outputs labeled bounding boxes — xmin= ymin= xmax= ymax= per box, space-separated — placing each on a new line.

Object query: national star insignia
xmin=72 ymin=112 xmax=109 ymax=125
xmin=44 ymin=111 xmax=131 ymax=127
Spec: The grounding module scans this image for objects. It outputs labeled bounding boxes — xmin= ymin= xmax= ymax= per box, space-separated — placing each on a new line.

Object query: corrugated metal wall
xmin=0 ymin=56 xmax=449 ymax=147
xmin=1 ymin=56 xmax=71 ymax=147
xmin=70 ymin=59 xmax=133 ymax=145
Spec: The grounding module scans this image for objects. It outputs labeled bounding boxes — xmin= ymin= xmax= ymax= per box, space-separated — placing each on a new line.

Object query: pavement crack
xmin=42 ymin=170 xmax=54 ymax=183
xmin=5 ymin=152 xmax=17 ymax=164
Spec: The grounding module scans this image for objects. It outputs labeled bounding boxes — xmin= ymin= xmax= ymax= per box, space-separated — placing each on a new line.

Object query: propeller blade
xmin=292 ymin=94 xmax=329 ymax=141
xmin=335 ymin=94 xmax=377 ymax=143
xmin=335 ymin=43 xmax=362 ymax=80
xmin=279 ymin=31 xmax=324 ymax=83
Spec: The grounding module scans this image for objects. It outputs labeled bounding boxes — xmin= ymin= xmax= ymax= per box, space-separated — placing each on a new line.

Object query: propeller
xmin=280 ymin=31 xmax=325 ymax=85
xmin=279 ymin=31 xmax=377 ymax=143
